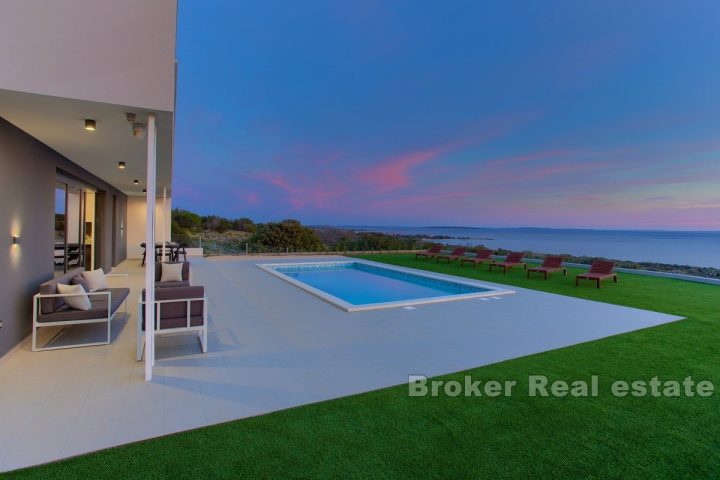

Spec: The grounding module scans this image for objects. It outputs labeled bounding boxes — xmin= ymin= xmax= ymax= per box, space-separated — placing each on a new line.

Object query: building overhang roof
xmin=0 ymin=88 xmax=173 ymax=196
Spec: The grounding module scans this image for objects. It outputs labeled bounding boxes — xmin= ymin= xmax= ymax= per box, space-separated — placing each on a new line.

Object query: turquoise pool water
xmin=271 ymin=262 xmax=492 ymax=306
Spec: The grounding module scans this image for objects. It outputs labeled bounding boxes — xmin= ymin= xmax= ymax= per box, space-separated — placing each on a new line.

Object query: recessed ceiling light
xmin=84 ymin=119 xmax=96 ymax=131
xmin=118 ymin=161 xmax=126 ymax=169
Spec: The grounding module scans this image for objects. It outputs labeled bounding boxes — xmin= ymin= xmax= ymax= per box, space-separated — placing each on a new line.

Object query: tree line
xmin=171 ymin=209 xmax=429 ymax=252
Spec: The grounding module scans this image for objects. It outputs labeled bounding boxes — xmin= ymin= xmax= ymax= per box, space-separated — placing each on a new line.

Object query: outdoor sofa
xmin=33 ymin=268 xmax=129 ymax=351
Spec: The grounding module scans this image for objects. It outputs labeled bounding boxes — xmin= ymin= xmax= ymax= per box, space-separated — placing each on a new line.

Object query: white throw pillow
xmin=161 ymin=263 xmax=184 ymax=283
xmin=57 ymin=283 xmax=92 ymax=311
xmin=82 ymin=268 xmax=109 ymax=292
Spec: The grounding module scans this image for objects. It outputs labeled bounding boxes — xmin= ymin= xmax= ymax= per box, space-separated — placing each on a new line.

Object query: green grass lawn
xmin=8 ymin=254 xmax=719 ymax=479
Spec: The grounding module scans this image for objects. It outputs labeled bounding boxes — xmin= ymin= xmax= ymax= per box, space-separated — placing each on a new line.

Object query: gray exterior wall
xmin=0 ymin=117 xmax=127 ymax=357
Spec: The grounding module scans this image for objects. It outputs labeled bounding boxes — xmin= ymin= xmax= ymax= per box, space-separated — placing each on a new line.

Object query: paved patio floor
xmin=0 ymin=255 xmax=682 ymax=471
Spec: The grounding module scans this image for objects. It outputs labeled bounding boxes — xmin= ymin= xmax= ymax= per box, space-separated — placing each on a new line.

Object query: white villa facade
xmin=0 ymin=0 xmax=177 ymax=379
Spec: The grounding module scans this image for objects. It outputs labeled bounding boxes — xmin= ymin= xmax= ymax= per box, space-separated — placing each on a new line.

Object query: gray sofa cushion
xmin=39 ymin=268 xmax=85 ymax=314
xmin=155 ymin=280 xmax=190 ymax=289
xmin=141 ymin=286 xmax=204 ymax=331
xmin=154 ymin=262 xmax=190 ymax=283
xmin=37 ymin=288 xmax=129 ymax=323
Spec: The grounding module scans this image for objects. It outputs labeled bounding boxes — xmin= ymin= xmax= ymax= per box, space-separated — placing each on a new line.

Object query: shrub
xmin=172 ymin=209 xmax=202 ymax=233
xmin=251 ymin=219 xmax=326 ymax=252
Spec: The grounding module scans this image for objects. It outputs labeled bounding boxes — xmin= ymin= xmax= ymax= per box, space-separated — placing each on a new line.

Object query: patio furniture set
xmin=32 ymin=262 xmax=207 ymax=356
xmin=416 ymin=246 xmax=618 ymax=288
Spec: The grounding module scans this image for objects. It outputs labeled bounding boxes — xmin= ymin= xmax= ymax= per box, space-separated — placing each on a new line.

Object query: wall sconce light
xmin=133 ymin=179 xmax=139 ymax=185
xmin=84 ymin=119 xmax=96 ymax=131
xmin=118 ymin=161 xmax=126 ymax=169
xmin=142 ymin=188 xmax=147 ymax=193
xmin=12 ymin=235 xmax=19 ymax=245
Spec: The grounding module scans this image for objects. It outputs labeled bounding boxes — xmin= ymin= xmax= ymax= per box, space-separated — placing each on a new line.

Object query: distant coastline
xmin=173 ymin=211 xmax=720 ymax=276
xmin=330 ymin=225 xmax=720 ymax=273
xmin=337 ymin=225 xmax=720 ymax=233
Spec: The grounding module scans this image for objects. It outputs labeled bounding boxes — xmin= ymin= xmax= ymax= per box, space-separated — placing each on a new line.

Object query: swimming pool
xmin=257 ymin=260 xmax=515 ymax=311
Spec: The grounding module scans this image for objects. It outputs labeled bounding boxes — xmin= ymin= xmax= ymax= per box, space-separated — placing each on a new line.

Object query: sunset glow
xmin=173 ymin=1 xmax=720 ymax=230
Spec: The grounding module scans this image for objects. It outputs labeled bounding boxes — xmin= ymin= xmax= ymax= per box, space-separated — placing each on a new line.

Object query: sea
xmin=344 ymin=226 xmax=720 ymax=268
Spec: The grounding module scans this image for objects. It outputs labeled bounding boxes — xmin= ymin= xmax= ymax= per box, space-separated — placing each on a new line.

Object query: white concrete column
xmin=144 ymin=113 xmax=157 ymax=381
xmin=162 ymin=186 xmax=167 ymax=261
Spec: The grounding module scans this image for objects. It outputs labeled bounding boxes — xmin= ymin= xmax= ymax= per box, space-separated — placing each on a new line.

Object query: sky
xmin=173 ymin=0 xmax=720 ymax=230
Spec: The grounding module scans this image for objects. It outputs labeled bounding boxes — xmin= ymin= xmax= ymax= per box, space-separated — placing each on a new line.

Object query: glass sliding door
xmin=66 ymin=185 xmax=83 ymax=270
xmin=54 ymin=178 xmax=97 ymax=275
xmin=54 ymin=183 xmax=67 ymax=277
xmin=84 ymin=190 xmax=96 ymax=270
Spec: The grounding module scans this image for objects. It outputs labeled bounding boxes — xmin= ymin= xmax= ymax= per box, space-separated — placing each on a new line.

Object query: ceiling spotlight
xmin=133 ymin=179 xmax=139 ymax=185
xmin=132 ymin=122 xmax=146 ymax=139
xmin=84 ymin=119 xmax=96 ymax=131
xmin=118 ymin=161 xmax=126 ymax=169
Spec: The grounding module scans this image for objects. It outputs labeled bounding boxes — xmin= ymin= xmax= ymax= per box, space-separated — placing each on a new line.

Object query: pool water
xmin=268 ymin=262 xmax=498 ymax=308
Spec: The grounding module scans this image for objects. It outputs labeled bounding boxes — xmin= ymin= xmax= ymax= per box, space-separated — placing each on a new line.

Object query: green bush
xmin=172 ymin=209 xmax=202 ymax=233
xmin=233 ymin=217 xmax=257 ymax=233
xmin=251 ymin=219 xmax=326 ymax=252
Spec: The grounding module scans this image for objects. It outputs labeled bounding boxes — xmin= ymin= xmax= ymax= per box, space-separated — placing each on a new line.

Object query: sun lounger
xmin=489 ymin=252 xmax=526 ymax=273
xmin=436 ymin=247 xmax=468 ymax=263
xmin=527 ymin=255 xmax=566 ymax=279
xmin=459 ymin=249 xmax=493 ymax=268
xmin=415 ymin=245 xmax=443 ymax=260
xmin=576 ymin=260 xmax=618 ymax=288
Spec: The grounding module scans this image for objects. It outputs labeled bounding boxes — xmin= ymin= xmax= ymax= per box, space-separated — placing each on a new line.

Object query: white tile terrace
xmin=0 ymin=255 xmax=682 ymax=472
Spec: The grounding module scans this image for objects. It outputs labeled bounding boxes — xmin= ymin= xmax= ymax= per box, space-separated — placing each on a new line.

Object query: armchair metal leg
xmin=32 ymin=299 xmax=38 ymax=352
xmin=199 ymin=328 xmax=208 ymax=353
xmin=136 ymin=334 xmax=144 ymax=361
xmin=136 ymin=302 xmax=144 ymax=361
xmin=201 ymin=301 xmax=208 ymax=353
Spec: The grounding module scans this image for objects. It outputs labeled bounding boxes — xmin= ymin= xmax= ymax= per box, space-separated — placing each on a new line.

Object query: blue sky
xmin=173 ymin=0 xmax=720 ymax=229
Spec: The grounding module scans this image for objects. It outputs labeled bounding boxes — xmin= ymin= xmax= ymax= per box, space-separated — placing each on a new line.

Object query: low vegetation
xmin=170 ymin=209 xmax=719 ymax=278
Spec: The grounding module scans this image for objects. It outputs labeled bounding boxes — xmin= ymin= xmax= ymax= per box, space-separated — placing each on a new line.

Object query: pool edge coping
xmin=255 ymin=258 xmax=515 ymax=312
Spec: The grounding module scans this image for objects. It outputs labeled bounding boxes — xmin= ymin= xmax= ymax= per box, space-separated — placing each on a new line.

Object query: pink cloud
xmin=251 ymin=171 xmax=349 ymax=210
xmin=239 ymin=191 xmax=261 ymax=205
xmin=173 ymin=184 xmax=206 ymax=202
xmin=355 ymin=127 xmax=518 ymax=193
xmin=357 ymin=148 xmax=443 ymax=191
